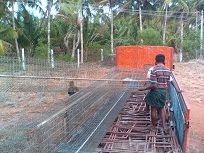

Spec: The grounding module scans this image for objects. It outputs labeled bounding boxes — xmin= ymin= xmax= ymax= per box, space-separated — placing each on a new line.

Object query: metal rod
xmin=0 ymin=74 xmax=148 ymax=82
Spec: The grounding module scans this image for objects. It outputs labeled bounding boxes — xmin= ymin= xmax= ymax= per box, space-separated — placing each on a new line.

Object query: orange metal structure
xmin=116 ymin=45 xmax=174 ymax=70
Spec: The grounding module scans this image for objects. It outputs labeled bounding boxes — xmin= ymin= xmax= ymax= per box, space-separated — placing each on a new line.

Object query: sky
xmin=30 ymin=1 xmax=58 ymax=17
xmin=13 ymin=1 xmax=58 ymax=18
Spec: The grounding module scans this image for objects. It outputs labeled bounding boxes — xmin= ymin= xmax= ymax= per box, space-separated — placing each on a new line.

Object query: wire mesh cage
xmin=0 ymin=55 xmax=149 ymax=153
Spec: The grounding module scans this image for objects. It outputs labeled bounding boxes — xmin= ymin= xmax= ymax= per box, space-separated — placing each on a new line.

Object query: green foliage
xmin=56 ymin=53 xmax=74 ymax=62
xmin=50 ymin=18 xmax=71 ymax=49
xmin=0 ymin=1 xmax=6 ymax=18
xmin=60 ymin=0 xmax=83 ymax=15
xmin=0 ymin=27 xmax=18 ymax=40
xmin=138 ymin=28 xmax=163 ymax=46
xmin=114 ymin=15 xmax=138 ymax=46
xmin=34 ymin=39 xmax=47 ymax=58
xmin=0 ymin=24 xmax=16 ymax=54
xmin=183 ymin=30 xmax=200 ymax=59
xmin=1 ymin=0 xmax=204 ymax=61
xmin=0 ymin=40 xmax=6 ymax=55
xmin=17 ymin=6 xmax=42 ymax=54
xmin=0 ymin=40 xmax=12 ymax=55
xmin=86 ymin=42 xmax=110 ymax=60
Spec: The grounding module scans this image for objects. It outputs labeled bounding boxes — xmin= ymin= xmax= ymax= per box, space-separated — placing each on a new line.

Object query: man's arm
xmin=138 ymin=83 xmax=156 ymax=91
xmin=139 ymin=69 xmax=157 ymax=91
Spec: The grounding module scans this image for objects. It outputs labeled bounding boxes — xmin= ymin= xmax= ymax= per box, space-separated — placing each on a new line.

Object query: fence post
xmin=77 ymin=49 xmax=80 ymax=68
xmin=100 ymin=49 xmax=104 ymax=62
xmin=51 ymin=49 xmax=54 ymax=68
xmin=22 ymin=48 xmax=26 ymax=71
xmin=200 ymin=10 xmax=203 ymax=59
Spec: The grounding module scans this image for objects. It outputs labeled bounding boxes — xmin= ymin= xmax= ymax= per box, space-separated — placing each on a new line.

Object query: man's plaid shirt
xmin=150 ymin=64 xmax=172 ymax=89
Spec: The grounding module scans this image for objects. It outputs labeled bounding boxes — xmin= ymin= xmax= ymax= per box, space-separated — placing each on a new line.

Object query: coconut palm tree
xmin=0 ymin=26 xmax=16 ymax=55
xmin=0 ymin=1 xmax=16 ymax=55
xmin=57 ymin=0 xmax=84 ymax=58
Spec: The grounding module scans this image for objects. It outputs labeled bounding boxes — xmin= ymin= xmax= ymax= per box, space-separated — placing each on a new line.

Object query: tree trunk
xmin=163 ymin=4 xmax=168 ymax=44
xmin=72 ymin=30 xmax=80 ymax=59
xmin=72 ymin=34 xmax=76 ymax=58
xmin=12 ymin=0 xmax=20 ymax=62
xmin=64 ymin=32 xmax=72 ymax=54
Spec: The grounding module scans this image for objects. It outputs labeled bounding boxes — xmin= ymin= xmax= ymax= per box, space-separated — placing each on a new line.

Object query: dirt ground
xmin=174 ymin=62 xmax=204 ymax=153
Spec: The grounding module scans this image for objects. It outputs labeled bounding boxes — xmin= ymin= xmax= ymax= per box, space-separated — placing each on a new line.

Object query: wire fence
xmin=0 ymin=54 xmax=149 ymax=153
xmin=0 ymin=55 xmax=107 ymax=153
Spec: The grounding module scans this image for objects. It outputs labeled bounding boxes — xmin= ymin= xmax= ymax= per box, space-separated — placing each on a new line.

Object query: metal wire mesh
xmin=58 ymin=90 xmax=130 ymax=153
xmin=0 ymin=55 xmax=148 ymax=153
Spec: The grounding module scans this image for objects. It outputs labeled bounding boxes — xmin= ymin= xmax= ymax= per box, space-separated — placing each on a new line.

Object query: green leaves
xmin=114 ymin=15 xmax=138 ymax=46
xmin=183 ymin=30 xmax=199 ymax=58
xmin=138 ymin=28 xmax=163 ymax=46
xmin=0 ymin=25 xmax=17 ymax=55
xmin=60 ymin=0 xmax=83 ymax=15
xmin=0 ymin=40 xmax=12 ymax=55
xmin=0 ymin=0 xmax=202 ymax=60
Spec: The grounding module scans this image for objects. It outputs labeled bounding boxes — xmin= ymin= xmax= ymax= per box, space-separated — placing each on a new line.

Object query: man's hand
xmin=177 ymin=89 xmax=183 ymax=93
xmin=138 ymin=88 xmax=146 ymax=91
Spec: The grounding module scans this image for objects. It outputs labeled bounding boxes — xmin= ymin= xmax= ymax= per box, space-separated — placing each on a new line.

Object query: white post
xmin=22 ymin=48 xmax=26 ymax=71
xmin=77 ymin=49 xmax=80 ymax=68
xmin=139 ymin=5 xmax=143 ymax=31
xmin=100 ymin=49 xmax=104 ymax=62
xmin=51 ymin=49 xmax=54 ymax=68
xmin=200 ymin=10 xmax=203 ymax=59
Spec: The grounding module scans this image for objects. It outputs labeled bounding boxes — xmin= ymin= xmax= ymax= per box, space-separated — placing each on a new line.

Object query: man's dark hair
xmin=155 ymin=54 xmax=165 ymax=64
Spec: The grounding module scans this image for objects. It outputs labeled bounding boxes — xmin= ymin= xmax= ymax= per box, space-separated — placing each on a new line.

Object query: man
xmin=139 ymin=54 xmax=172 ymax=131
xmin=68 ymin=81 xmax=79 ymax=96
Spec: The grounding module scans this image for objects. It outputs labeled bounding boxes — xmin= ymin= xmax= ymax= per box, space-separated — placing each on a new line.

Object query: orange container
xmin=116 ymin=46 xmax=174 ymax=69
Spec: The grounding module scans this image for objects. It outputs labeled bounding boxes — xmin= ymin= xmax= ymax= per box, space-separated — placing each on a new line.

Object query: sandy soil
xmin=174 ymin=62 xmax=204 ymax=152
